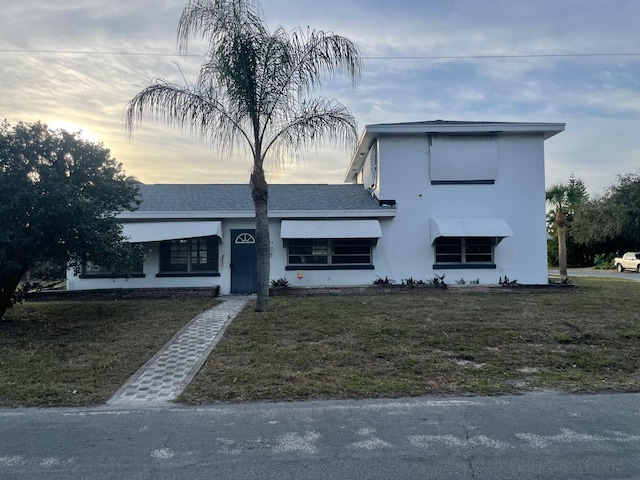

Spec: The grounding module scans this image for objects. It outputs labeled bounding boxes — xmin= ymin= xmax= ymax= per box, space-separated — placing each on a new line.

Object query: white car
xmin=613 ymin=252 xmax=640 ymax=272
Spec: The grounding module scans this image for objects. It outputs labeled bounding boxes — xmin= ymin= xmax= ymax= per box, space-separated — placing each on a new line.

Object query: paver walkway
xmin=107 ymin=296 xmax=250 ymax=407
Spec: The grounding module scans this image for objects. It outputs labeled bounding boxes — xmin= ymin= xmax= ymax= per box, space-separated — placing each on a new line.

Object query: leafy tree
xmin=572 ymin=171 xmax=640 ymax=252
xmin=546 ymin=174 xmax=588 ymax=276
xmin=124 ymin=0 xmax=361 ymax=312
xmin=0 ymin=121 xmax=141 ymax=319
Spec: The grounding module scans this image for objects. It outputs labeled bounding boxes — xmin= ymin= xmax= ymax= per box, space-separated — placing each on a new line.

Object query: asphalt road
xmin=549 ymin=267 xmax=640 ymax=281
xmin=1 ymin=392 xmax=639 ymax=479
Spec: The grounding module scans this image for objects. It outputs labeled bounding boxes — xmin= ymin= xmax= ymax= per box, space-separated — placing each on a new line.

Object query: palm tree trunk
xmin=250 ymin=162 xmax=270 ymax=312
xmin=556 ymin=211 xmax=568 ymax=277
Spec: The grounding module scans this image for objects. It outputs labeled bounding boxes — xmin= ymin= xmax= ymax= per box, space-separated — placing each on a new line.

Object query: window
xmin=81 ymin=258 xmax=144 ymax=278
xmin=288 ymin=239 xmax=328 ymax=265
xmin=430 ymin=135 xmax=498 ymax=184
xmin=287 ymin=239 xmax=373 ymax=269
xmin=235 ymin=233 xmax=255 ymax=244
xmin=159 ymin=236 xmax=219 ymax=275
xmin=434 ymin=237 xmax=495 ymax=268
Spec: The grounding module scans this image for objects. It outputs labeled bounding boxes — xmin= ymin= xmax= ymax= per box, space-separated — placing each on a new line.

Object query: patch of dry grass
xmin=0 ymin=299 xmax=216 ymax=406
xmin=180 ymin=278 xmax=640 ymax=403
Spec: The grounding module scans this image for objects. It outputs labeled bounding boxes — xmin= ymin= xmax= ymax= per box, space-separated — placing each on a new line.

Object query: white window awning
xmin=280 ymin=220 xmax=382 ymax=239
xmin=430 ymin=218 xmax=513 ymax=244
xmin=122 ymin=221 xmax=223 ymax=243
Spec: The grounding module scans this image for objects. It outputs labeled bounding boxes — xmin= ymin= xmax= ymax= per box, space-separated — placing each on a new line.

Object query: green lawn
xmin=179 ymin=277 xmax=640 ymax=403
xmin=2 ymin=278 xmax=639 ymax=408
xmin=0 ymin=299 xmax=216 ymax=407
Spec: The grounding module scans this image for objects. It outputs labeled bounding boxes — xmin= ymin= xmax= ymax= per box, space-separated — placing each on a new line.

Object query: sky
xmin=1 ymin=0 xmax=639 ymax=196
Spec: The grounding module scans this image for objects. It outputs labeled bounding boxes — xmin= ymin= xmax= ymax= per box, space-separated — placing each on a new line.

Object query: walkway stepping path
xmin=107 ymin=296 xmax=250 ymax=407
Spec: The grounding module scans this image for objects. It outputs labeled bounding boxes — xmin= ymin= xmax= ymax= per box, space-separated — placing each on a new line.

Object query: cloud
xmin=1 ymin=0 xmax=639 ymax=195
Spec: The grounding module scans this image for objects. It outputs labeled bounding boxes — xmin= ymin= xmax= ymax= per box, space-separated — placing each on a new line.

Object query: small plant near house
xmin=401 ymin=277 xmax=415 ymax=288
xmin=373 ymin=276 xmax=396 ymax=287
xmin=427 ymin=274 xmax=447 ymax=289
xmin=456 ymin=278 xmax=467 ymax=285
xmin=549 ymin=276 xmax=572 ymax=285
xmin=469 ymin=278 xmax=480 ymax=285
xmin=401 ymin=277 xmax=421 ymax=288
xmin=499 ymin=276 xmax=519 ymax=287
xmin=270 ymin=278 xmax=290 ymax=288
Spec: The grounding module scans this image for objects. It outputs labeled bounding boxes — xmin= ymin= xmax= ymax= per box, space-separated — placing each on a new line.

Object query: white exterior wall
xmin=369 ymin=132 xmax=548 ymax=284
xmin=269 ymin=217 xmax=389 ymax=289
xmin=374 ymin=135 xmax=432 ymax=280
xmin=68 ymin=219 xmax=259 ymax=295
xmin=69 ymin=217 xmax=389 ymax=293
xmin=67 ymin=240 xmax=225 ymax=292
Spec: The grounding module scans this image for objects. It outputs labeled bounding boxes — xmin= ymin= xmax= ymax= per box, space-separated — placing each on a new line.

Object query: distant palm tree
xmin=125 ymin=0 xmax=361 ymax=311
xmin=546 ymin=175 xmax=588 ymax=277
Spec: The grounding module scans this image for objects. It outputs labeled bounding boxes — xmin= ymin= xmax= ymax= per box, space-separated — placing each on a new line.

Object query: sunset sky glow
xmin=2 ymin=0 xmax=639 ymax=195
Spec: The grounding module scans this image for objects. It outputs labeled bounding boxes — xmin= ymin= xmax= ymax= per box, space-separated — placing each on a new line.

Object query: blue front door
xmin=231 ymin=229 xmax=257 ymax=294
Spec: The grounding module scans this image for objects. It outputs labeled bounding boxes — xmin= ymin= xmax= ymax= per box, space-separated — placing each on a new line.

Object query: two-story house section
xmin=344 ymin=120 xmax=565 ymax=285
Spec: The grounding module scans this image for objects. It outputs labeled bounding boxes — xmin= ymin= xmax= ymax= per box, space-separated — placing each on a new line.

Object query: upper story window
xmin=430 ymin=135 xmax=498 ymax=185
xmin=159 ymin=236 xmax=219 ymax=274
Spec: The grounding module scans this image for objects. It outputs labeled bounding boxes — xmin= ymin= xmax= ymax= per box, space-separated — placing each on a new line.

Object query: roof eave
xmin=118 ymin=211 xmax=256 ymax=220
xmin=118 ymin=208 xmax=397 ymax=221
xmin=271 ymin=209 xmax=396 ymax=219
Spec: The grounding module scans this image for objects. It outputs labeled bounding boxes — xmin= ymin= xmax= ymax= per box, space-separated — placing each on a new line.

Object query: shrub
xmin=373 ymin=276 xmax=395 ymax=286
xmin=594 ymin=253 xmax=615 ymax=270
xmin=270 ymin=277 xmax=289 ymax=288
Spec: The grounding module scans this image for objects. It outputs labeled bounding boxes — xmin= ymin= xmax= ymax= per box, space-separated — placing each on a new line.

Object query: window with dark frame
xmin=160 ymin=236 xmax=219 ymax=273
xmin=287 ymin=238 xmax=372 ymax=266
xmin=81 ymin=256 xmax=144 ymax=278
xmin=434 ymin=237 xmax=494 ymax=265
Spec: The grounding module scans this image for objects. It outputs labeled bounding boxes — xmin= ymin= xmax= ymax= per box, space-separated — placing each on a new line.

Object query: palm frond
xmin=264 ymin=97 xmax=357 ymax=158
xmin=177 ymin=0 xmax=265 ymax=55
xmin=124 ymin=80 xmax=254 ymax=157
xmin=127 ymin=0 xmax=361 ymax=167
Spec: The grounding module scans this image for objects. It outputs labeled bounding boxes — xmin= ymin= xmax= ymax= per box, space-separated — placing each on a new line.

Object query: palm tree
xmin=546 ymin=175 xmax=588 ymax=277
xmin=125 ymin=0 xmax=361 ymax=311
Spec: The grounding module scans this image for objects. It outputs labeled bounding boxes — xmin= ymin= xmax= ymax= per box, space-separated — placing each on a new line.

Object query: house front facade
xmin=67 ymin=120 xmax=564 ymax=294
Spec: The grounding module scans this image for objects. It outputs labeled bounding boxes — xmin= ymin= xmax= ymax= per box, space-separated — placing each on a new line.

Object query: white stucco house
xmin=67 ymin=120 xmax=565 ymax=294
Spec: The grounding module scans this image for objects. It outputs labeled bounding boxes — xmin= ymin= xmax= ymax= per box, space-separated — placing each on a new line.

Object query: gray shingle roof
xmin=134 ymin=183 xmax=385 ymax=212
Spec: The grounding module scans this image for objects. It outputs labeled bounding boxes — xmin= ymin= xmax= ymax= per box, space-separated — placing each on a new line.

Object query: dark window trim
xmin=285 ymin=265 xmax=374 ymax=271
xmin=433 ymin=264 xmax=496 ymax=270
xmin=431 ymin=180 xmax=495 ymax=185
xmin=286 ymin=238 xmax=374 ymax=268
xmin=79 ymin=273 xmax=146 ymax=279
xmin=156 ymin=272 xmax=221 ymax=278
xmin=159 ymin=236 xmax=219 ymax=274
xmin=434 ymin=236 xmax=496 ymax=267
